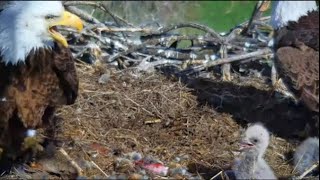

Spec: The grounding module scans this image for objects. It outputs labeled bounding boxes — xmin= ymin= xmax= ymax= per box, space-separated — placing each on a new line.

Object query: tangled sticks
xmin=61 ymin=1 xmax=273 ymax=79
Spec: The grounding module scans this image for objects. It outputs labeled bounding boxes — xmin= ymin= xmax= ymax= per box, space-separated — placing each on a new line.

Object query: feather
xmin=232 ymin=124 xmax=277 ymax=179
xmin=0 ymin=43 xmax=78 ymax=159
xmin=273 ymin=3 xmax=319 ymax=113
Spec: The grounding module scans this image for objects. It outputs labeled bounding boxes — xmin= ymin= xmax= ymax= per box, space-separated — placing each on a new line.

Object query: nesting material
xmin=293 ymin=137 xmax=319 ymax=176
xmin=3 ymin=63 xmax=311 ymax=179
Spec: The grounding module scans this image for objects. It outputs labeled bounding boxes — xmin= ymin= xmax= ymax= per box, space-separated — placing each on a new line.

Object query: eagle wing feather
xmin=275 ymin=46 xmax=319 ymax=112
xmin=274 ymin=10 xmax=319 ymax=112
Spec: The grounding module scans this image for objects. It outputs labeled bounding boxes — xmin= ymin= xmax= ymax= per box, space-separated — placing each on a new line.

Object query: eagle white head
xmin=0 ymin=1 xmax=83 ymax=65
xmin=270 ymin=1 xmax=318 ymax=29
xmin=239 ymin=123 xmax=270 ymax=159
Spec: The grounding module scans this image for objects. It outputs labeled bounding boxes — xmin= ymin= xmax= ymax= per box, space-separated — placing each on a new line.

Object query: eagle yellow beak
xmin=48 ymin=11 xmax=83 ymax=47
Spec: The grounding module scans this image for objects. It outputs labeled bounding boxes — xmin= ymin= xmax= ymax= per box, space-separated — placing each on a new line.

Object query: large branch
xmin=203 ymin=48 xmax=272 ymax=67
xmin=153 ymin=23 xmax=224 ymax=43
xmin=180 ymin=48 xmax=273 ymax=74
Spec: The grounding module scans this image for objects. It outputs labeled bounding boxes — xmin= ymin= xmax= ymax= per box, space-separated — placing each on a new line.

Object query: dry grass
xmin=49 ymin=62 xmax=308 ymax=179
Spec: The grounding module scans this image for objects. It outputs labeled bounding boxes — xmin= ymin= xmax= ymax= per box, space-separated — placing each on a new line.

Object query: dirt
xmin=1 ymin=61 xmax=317 ymax=179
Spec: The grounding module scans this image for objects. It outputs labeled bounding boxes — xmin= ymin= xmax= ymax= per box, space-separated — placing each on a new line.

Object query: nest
xmin=2 ymin=1 xmax=317 ymax=179
xmin=54 ymin=62 xmax=304 ymax=179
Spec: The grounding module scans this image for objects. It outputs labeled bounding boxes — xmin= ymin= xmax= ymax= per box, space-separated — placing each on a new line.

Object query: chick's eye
xmin=251 ymin=138 xmax=259 ymax=144
xmin=45 ymin=15 xmax=58 ymax=20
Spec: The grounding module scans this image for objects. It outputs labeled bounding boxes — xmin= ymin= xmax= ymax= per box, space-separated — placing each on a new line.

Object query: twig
xmin=238 ymin=16 xmax=271 ymax=28
xmin=241 ymin=1 xmax=265 ymax=35
xmin=143 ymin=34 xmax=220 ymax=45
xmin=107 ymin=34 xmax=220 ymax=63
xmin=154 ymin=22 xmax=224 ymax=43
xmin=297 ymin=162 xmax=319 ymax=179
xmin=74 ymin=48 xmax=89 ymax=58
xmin=221 ymin=44 xmax=231 ymax=81
xmin=135 ymin=57 xmax=182 ymax=73
xmin=64 ymin=6 xmax=101 ymax=24
xmin=144 ymin=119 xmax=162 ymax=125
xmin=98 ymin=2 xmax=129 ymax=41
xmin=188 ymin=48 xmax=272 ymax=72
xmin=90 ymin=160 xmax=109 ymax=177
xmin=143 ymin=47 xmax=200 ymax=61
xmin=64 ymin=1 xmax=135 ymax=28
xmin=210 ymin=171 xmax=223 ymax=180
xmin=123 ymin=94 xmax=155 ymax=117
xmin=64 ymin=27 xmax=127 ymax=50
xmin=63 ymin=1 xmax=273 ymax=76
xmin=63 ymin=1 xmax=97 ymax=6
xmin=58 ymin=148 xmax=84 ymax=176
xmin=107 ymin=40 xmax=155 ymax=63
xmin=95 ymin=27 xmax=154 ymax=33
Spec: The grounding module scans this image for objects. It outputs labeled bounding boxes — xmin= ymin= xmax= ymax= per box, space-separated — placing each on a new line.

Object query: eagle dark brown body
xmin=274 ymin=10 xmax=319 ymax=112
xmin=0 ymin=43 xmax=78 ymax=155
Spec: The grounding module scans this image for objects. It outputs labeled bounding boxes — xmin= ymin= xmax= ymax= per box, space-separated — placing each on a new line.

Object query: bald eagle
xmin=269 ymin=1 xmax=319 ymax=113
xmin=0 ymin=1 xmax=83 ymax=158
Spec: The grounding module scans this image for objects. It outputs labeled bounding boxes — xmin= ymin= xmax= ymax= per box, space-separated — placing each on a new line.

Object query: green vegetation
xmin=80 ymin=1 xmax=272 ymax=33
xmin=190 ymin=1 xmax=265 ymax=32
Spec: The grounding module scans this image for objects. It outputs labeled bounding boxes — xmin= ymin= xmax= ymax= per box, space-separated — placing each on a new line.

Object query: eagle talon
xmin=296 ymin=43 xmax=309 ymax=52
xmin=22 ymin=137 xmax=44 ymax=154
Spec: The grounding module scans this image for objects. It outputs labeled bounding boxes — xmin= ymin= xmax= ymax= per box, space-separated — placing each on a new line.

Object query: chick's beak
xmin=48 ymin=11 xmax=83 ymax=47
xmin=239 ymin=140 xmax=254 ymax=151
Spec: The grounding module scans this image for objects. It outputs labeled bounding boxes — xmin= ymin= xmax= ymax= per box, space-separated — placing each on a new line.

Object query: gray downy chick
xmin=232 ymin=123 xmax=277 ymax=179
xmin=293 ymin=137 xmax=319 ymax=176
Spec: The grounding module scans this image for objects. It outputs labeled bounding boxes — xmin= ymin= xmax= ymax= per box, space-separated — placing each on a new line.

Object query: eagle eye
xmin=45 ymin=15 xmax=58 ymax=20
